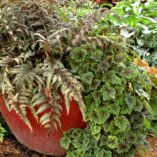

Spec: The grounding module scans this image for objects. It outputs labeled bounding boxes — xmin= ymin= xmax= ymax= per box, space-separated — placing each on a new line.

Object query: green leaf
xmin=78 ymin=64 xmax=89 ymax=75
xmin=66 ymin=152 xmax=76 ymax=157
xmin=134 ymin=99 xmax=143 ymax=112
xmin=135 ymin=88 xmax=150 ymax=100
xmin=92 ymin=90 xmax=102 ymax=103
xmin=115 ymin=53 xmax=126 ymax=63
xmin=150 ymin=90 xmax=157 ymax=118
xmin=120 ymin=104 xmax=133 ymax=115
xmin=104 ymin=151 xmax=112 ymax=157
xmin=121 ymin=67 xmax=138 ymax=79
xmin=103 ymin=71 xmax=122 ymax=85
xmin=126 ymin=132 xmax=137 ymax=144
xmin=70 ymin=60 xmax=80 ymax=73
xmin=90 ymin=125 xmax=101 ymax=136
xmin=95 ymin=150 xmax=105 ymax=157
xmin=81 ymin=72 xmax=94 ymax=84
xmin=93 ymin=133 xmax=101 ymax=140
xmin=107 ymin=135 xmax=118 ymax=149
xmin=102 ymin=84 xmax=116 ymax=101
xmin=97 ymin=60 xmax=110 ymax=72
xmin=108 ymin=103 xmax=120 ymax=115
xmin=103 ymin=120 xmax=116 ymax=133
xmin=117 ymin=141 xmax=130 ymax=154
xmin=82 ymin=136 xmax=90 ymax=150
xmin=143 ymin=100 xmax=153 ymax=116
xmin=90 ymin=79 xmax=101 ymax=90
xmin=124 ymin=95 xmax=136 ymax=108
xmin=72 ymin=138 xmax=83 ymax=149
xmin=84 ymin=95 xmax=95 ymax=106
xmin=90 ymin=49 xmax=103 ymax=61
xmin=114 ymin=116 xmax=129 ymax=131
xmin=115 ymin=86 xmax=124 ymax=96
xmin=71 ymin=48 xmax=87 ymax=62
xmin=0 ymin=124 xmax=6 ymax=142
xmin=90 ymin=108 xmax=110 ymax=124
xmin=60 ymin=136 xmax=71 ymax=150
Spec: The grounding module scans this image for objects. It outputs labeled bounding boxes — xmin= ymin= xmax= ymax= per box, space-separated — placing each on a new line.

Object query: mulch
xmin=0 ymin=135 xmax=53 ymax=157
xmin=136 ymin=137 xmax=157 ymax=157
xmin=0 ymin=135 xmax=157 ymax=157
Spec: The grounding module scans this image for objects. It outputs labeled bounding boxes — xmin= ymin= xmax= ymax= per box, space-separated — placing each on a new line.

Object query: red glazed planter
xmin=0 ymin=95 xmax=86 ymax=156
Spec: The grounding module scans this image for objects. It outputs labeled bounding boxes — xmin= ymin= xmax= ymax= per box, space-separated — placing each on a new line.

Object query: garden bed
xmin=0 ymin=135 xmax=53 ymax=157
xmin=0 ymin=0 xmax=157 ymax=156
xmin=0 ymin=135 xmax=157 ymax=157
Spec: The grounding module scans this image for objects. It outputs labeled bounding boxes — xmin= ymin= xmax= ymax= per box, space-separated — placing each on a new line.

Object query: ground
xmin=0 ymin=135 xmax=54 ymax=157
xmin=136 ymin=137 xmax=157 ymax=157
xmin=0 ymin=135 xmax=157 ymax=157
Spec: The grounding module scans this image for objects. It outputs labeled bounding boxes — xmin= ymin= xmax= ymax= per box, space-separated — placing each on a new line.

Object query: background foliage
xmin=106 ymin=0 xmax=157 ymax=67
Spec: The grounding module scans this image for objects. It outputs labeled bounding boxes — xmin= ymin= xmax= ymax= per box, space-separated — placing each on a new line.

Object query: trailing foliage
xmin=60 ymin=12 xmax=154 ymax=156
xmin=100 ymin=0 xmax=157 ymax=140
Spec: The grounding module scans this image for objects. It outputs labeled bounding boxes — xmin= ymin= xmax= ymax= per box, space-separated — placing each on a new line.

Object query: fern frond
xmin=59 ymin=69 xmax=85 ymax=120
xmin=46 ymin=59 xmax=86 ymax=121
xmin=39 ymin=112 xmax=50 ymax=125
xmin=7 ymin=99 xmax=32 ymax=131
xmin=30 ymin=92 xmax=47 ymax=108
xmin=10 ymin=62 xmax=44 ymax=91
xmin=36 ymin=104 xmax=50 ymax=115
xmin=36 ymin=97 xmax=62 ymax=130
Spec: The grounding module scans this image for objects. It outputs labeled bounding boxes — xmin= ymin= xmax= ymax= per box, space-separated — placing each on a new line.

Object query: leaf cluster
xmin=61 ymin=4 xmax=154 ymax=156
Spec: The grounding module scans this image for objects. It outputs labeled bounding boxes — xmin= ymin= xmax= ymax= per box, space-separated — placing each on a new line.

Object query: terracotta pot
xmin=0 ymin=95 xmax=86 ymax=156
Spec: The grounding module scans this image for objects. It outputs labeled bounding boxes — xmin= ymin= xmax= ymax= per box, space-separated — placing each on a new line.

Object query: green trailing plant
xmin=100 ymin=0 xmax=157 ymax=139
xmin=60 ymin=8 xmax=154 ymax=157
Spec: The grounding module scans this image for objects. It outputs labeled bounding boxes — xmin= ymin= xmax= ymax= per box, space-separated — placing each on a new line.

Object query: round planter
xmin=0 ymin=95 xmax=86 ymax=156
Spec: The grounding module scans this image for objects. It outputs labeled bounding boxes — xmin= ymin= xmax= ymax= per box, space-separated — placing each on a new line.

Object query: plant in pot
xmin=0 ymin=0 xmax=155 ymax=157
xmin=0 ymin=0 xmax=102 ymax=156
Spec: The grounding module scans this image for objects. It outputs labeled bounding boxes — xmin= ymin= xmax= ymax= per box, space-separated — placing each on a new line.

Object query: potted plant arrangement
xmin=0 ymin=0 xmax=155 ymax=157
xmin=0 ymin=0 xmax=91 ymax=156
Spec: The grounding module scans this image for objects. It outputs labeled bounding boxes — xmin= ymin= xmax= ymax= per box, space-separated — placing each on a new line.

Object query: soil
xmin=0 ymin=135 xmax=55 ymax=157
xmin=0 ymin=135 xmax=157 ymax=157
xmin=136 ymin=137 xmax=157 ymax=157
